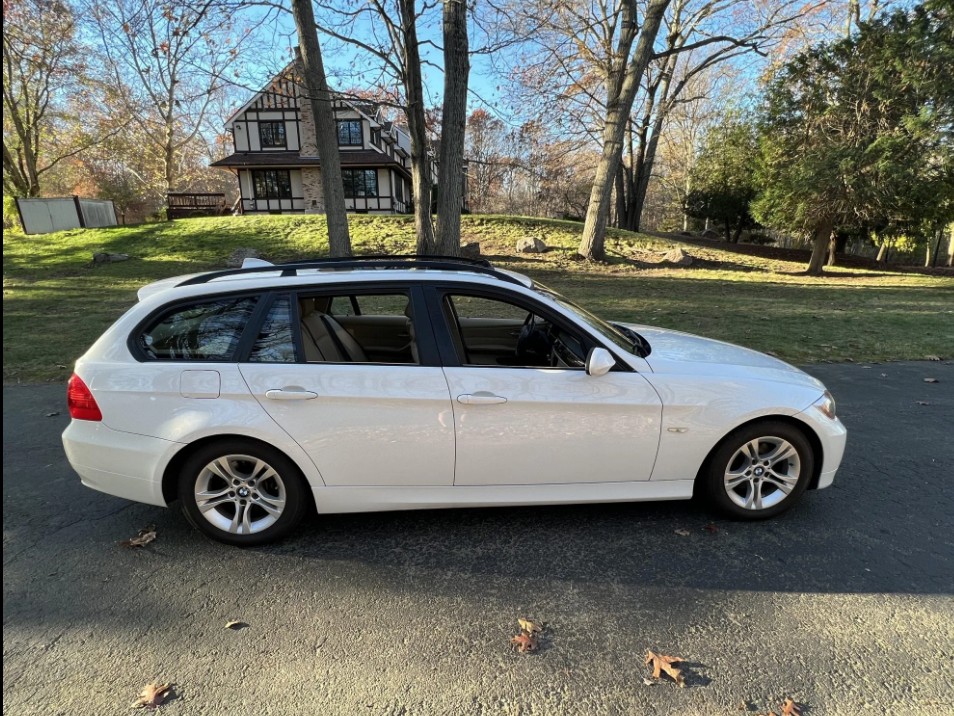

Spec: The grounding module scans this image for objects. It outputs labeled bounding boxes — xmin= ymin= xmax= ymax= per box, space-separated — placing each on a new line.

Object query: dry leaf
xmin=119 ymin=525 xmax=157 ymax=548
xmin=511 ymin=632 xmax=538 ymax=653
xmin=645 ymin=650 xmax=686 ymax=687
xmin=781 ymin=698 xmax=802 ymax=716
xmin=225 ymin=620 xmax=248 ymax=630
xmin=132 ymin=682 xmax=172 ymax=709
xmin=674 ymin=528 xmax=691 ymax=537
xmin=916 ymin=400 xmax=931 ymax=406
xmin=704 ymin=523 xmax=719 ymax=534
xmin=45 ymin=411 xmax=60 ymax=417
xmin=926 ymin=355 xmax=942 ymax=361
xmin=924 ymin=378 xmax=939 ymax=383
xmin=517 ymin=618 xmax=542 ymax=634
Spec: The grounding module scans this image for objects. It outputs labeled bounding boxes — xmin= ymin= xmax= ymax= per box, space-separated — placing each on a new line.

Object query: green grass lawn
xmin=4 ymin=214 xmax=952 ymax=382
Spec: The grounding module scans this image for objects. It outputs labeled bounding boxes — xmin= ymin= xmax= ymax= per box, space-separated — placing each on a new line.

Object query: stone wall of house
xmin=302 ymin=168 xmax=324 ymax=211
xmin=298 ymin=97 xmax=318 ymax=156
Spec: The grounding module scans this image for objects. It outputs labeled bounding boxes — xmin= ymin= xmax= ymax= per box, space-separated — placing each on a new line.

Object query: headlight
xmin=814 ymin=391 xmax=837 ymax=419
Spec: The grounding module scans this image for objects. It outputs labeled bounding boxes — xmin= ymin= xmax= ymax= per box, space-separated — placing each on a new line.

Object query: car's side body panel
xmin=239 ymin=363 xmax=456 ymax=486
xmin=443 ymin=366 xmax=663 ymax=485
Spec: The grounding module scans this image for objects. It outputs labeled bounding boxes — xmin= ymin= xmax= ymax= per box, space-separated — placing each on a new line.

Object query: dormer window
xmin=259 ymin=121 xmax=287 ymax=148
xmin=337 ymin=120 xmax=363 ymax=146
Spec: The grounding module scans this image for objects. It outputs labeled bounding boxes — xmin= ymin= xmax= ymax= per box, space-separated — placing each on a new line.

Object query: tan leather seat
xmin=299 ymin=299 xmax=369 ymax=362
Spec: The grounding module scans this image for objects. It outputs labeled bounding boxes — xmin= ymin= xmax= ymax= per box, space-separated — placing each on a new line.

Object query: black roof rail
xmin=175 ymin=254 xmax=524 ymax=287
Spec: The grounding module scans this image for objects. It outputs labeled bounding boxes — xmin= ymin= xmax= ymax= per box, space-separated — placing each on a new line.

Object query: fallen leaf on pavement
xmin=45 ymin=411 xmax=60 ymax=417
xmin=926 ymin=355 xmax=942 ymax=361
xmin=225 ymin=620 xmax=248 ymax=630
xmin=924 ymin=378 xmax=939 ymax=383
xmin=119 ymin=525 xmax=157 ymax=548
xmin=517 ymin=618 xmax=542 ymax=634
xmin=781 ymin=698 xmax=802 ymax=716
xmin=704 ymin=523 xmax=719 ymax=533
xmin=916 ymin=401 xmax=931 ymax=406
xmin=511 ymin=632 xmax=538 ymax=653
xmin=642 ymin=677 xmax=655 ymax=686
xmin=674 ymin=528 xmax=691 ymax=537
xmin=645 ymin=650 xmax=686 ymax=687
xmin=132 ymin=682 xmax=172 ymax=709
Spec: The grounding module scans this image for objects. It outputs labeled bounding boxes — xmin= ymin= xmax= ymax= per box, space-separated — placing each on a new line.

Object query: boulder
xmin=662 ymin=248 xmax=693 ymax=266
xmin=701 ymin=229 xmax=721 ymax=239
xmin=516 ymin=237 xmax=547 ymax=253
xmin=92 ymin=252 xmax=130 ymax=264
xmin=460 ymin=242 xmax=481 ymax=259
xmin=226 ymin=247 xmax=261 ymax=268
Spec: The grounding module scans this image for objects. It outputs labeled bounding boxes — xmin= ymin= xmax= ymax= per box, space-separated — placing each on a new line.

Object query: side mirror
xmin=585 ymin=347 xmax=616 ymax=376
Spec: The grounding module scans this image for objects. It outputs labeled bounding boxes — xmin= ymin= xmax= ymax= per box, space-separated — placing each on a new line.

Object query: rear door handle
xmin=265 ymin=388 xmax=318 ymax=401
xmin=457 ymin=392 xmax=507 ymax=405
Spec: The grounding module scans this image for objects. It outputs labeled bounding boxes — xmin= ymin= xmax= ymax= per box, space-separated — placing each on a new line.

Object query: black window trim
xmin=251 ymin=169 xmax=294 ymax=200
xmin=420 ymin=283 xmax=634 ymax=372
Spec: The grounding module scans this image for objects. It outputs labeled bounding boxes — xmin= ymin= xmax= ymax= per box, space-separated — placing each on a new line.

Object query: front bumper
xmin=794 ymin=407 xmax=847 ymax=490
xmin=62 ymin=420 xmax=181 ymax=507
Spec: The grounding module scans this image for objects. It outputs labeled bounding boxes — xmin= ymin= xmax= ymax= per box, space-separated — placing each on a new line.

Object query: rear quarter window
xmin=138 ymin=296 xmax=257 ymax=361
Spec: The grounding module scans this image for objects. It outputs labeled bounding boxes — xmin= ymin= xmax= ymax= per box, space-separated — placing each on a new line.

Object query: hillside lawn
xmin=4 ymin=214 xmax=952 ymax=382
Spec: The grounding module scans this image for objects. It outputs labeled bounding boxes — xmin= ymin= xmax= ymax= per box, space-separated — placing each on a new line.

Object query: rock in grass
xmin=92 ymin=252 xmax=130 ymax=264
xmin=662 ymin=248 xmax=693 ymax=266
xmin=516 ymin=237 xmax=547 ymax=253
xmin=461 ymin=242 xmax=481 ymax=258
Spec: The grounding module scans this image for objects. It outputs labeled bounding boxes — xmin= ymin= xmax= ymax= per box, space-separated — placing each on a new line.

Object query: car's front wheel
xmin=178 ymin=440 xmax=309 ymax=545
xmin=703 ymin=421 xmax=814 ymax=520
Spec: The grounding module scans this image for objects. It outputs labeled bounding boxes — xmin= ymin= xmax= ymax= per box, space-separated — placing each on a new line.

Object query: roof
xmin=210 ymin=151 xmax=410 ymax=176
xmin=136 ymin=258 xmax=534 ymax=302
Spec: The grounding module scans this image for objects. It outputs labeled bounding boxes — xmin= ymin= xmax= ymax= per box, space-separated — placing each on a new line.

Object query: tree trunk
xmin=434 ymin=0 xmax=469 ymax=256
xmin=732 ymin=224 xmax=743 ymax=243
xmin=929 ymin=225 xmax=943 ymax=267
xmin=826 ymin=232 xmax=838 ymax=266
xmin=948 ymin=226 xmax=954 ymax=267
xmin=292 ymin=0 xmax=351 ymax=257
xmin=807 ymin=220 xmax=833 ymax=276
xmin=399 ymin=0 xmax=437 ymax=254
xmin=578 ymin=0 xmax=670 ymax=261
xmin=876 ymin=240 xmax=889 ymax=264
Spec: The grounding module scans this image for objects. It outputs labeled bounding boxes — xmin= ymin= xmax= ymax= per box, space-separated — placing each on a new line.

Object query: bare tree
xmin=291 ymin=0 xmax=351 ymax=255
xmin=312 ymin=0 xmax=438 ymax=253
xmin=577 ymin=0 xmax=671 ymax=260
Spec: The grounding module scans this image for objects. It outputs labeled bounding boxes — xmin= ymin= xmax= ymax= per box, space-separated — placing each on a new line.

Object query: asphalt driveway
xmin=3 ymin=361 xmax=953 ymax=715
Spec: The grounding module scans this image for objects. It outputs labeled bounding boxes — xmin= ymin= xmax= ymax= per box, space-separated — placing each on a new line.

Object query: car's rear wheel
xmin=178 ymin=440 xmax=309 ymax=545
xmin=704 ymin=421 xmax=814 ymax=520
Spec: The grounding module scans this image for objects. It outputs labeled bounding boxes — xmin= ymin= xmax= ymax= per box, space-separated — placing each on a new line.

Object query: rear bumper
xmin=62 ymin=420 xmax=181 ymax=507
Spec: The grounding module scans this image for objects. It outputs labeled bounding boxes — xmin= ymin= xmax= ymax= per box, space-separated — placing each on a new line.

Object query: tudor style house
xmin=211 ymin=68 xmax=414 ymax=215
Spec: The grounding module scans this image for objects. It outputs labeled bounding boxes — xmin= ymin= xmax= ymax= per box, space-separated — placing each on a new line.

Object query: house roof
xmin=211 ymin=151 xmax=410 ymax=177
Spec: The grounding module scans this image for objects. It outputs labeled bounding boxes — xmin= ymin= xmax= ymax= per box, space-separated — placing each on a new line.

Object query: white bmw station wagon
xmin=63 ymin=256 xmax=846 ymax=545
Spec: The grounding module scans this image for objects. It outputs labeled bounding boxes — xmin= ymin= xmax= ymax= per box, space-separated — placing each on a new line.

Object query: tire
xmin=177 ymin=439 xmax=310 ymax=546
xmin=703 ymin=421 xmax=815 ymax=520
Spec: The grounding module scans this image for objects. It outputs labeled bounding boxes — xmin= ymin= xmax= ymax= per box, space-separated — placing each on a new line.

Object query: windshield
xmin=533 ymin=284 xmax=648 ymax=356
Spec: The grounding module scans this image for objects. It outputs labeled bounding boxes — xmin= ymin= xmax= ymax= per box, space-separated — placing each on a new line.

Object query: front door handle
xmin=457 ymin=392 xmax=507 ymax=405
xmin=265 ymin=388 xmax=318 ymax=401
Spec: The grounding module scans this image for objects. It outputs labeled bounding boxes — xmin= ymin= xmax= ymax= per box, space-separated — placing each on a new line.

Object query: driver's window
xmin=444 ymin=294 xmax=585 ymax=369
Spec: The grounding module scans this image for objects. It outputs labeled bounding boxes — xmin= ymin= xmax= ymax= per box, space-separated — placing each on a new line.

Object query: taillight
xmin=67 ymin=374 xmax=102 ymax=421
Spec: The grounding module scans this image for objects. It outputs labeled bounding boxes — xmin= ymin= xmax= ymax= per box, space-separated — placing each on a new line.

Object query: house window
xmin=342 ymin=169 xmax=378 ymax=198
xmin=394 ymin=174 xmax=404 ymax=202
xmin=259 ymin=121 xmax=286 ymax=148
xmin=370 ymin=128 xmax=381 ymax=148
xmin=252 ymin=170 xmax=292 ymax=199
xmin=337 ymin=120 xmax=363 ymax=146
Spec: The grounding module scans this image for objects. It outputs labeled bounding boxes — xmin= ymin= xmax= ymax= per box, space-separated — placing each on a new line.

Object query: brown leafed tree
xmin=291 ymin=0 xmax=351 ymax=256
xmin=86 ymin=0 xmax=252 ymax=196
xmin=2 ymin=0 xmax=116 ymax=197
